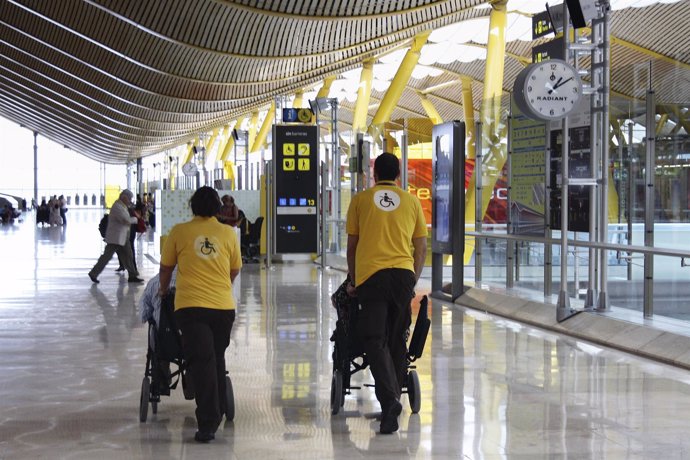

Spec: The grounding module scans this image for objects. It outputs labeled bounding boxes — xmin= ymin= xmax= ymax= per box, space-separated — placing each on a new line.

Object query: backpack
xmin=98 ymin=213 xmax=108 ymax=238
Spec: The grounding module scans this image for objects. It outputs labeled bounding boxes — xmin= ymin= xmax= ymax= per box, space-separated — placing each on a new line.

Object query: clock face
xmin=513 ymin=59 xmax=583 ymax=121
xmin=181 ymin=162 xmax=198 ymax=176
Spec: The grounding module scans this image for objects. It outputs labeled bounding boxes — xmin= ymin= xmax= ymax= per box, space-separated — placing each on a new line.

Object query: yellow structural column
xmin=368 ymin=31 xmax=431 ymax=139
xmin=204 ymin=128 xmax=220 ymax=166
xmin=461 ymin=76 xmax=477 ymax=263
xmin=461 ymin=77 xmax=476 ymax=160
xmin=317 ymin=75 xmax=336 ymax=99
xmin=214 ymin=126 xmax=231 ymax=163
xmin=464 ymin=0 xmax=508 ymax=264
xmin=251 ymin=102 xmax=276 ymax=153
xmin=352 ymin=59 xmax=375 ymax=133
xmin=248 ymin=111 xmax=259 ymax=153
xmin=416 ymin=92 xmax=443 ymax=125
xmin=293 ymin=89 xmax=304 ymax=109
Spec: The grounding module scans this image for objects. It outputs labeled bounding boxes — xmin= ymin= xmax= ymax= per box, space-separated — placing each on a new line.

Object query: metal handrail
xmin=466 ymin=230 xmax=690 ymax=261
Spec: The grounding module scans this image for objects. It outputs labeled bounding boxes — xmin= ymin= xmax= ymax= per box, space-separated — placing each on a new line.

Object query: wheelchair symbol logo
xmin=373 ymin=190 xmax=400 ymax=212
xmin=195 ymin=236 xmax=220 ymax=259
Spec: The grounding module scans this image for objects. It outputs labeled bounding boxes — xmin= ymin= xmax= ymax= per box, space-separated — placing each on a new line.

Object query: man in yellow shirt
xmin=158 ymin=186 xmax=242 ymax=443
xmin=345 ymin=152 xmax=427 ymax=434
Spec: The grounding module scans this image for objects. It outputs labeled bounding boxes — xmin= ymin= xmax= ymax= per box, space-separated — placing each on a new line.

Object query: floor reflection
xmin=2 ymin=210 xmax=690 ymax=458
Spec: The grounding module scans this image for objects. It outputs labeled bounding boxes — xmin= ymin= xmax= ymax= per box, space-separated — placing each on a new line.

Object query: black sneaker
xmin=88 ymin=273 xmax=99 ymax=284
xmin=380 ymin=400 xmax=402 ymax=434
xmin=128 ymin=277 xmax=144 ymax=283
xmin=194 ymin=431 xmax=215 ymax=443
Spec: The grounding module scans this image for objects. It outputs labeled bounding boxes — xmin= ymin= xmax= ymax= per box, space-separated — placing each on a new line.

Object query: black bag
xmin=408 ymin=295 xmax=430 ymax=361
xmin=156 ymin=288 xmax=183 ymax=362
xmin=98 ymin=214 xmax=108 ymax=238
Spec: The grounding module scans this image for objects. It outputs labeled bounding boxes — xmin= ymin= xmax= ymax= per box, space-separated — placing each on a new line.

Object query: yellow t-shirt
xmin=161 ymin=216 xmax=242 ymax=311
xmin=346 ymin=181 xmax=427 ymax=286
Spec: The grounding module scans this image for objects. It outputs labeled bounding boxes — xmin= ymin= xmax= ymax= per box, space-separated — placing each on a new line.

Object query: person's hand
xmin=346 ymin=282 xmax=357 ymax=297
xmin=158 ymin=289 xmax=168 ymax=298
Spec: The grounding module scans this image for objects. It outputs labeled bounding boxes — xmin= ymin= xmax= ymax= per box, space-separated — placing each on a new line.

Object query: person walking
xmin=88 ymin=189 xmax=143 ymax=284
xmin=157 ymin=186 xmax=242 ymax=443
xmin=345 ymin=152 xmax=427 ymax=434
xmin=58 ymin=195 xmax=67 ymax=225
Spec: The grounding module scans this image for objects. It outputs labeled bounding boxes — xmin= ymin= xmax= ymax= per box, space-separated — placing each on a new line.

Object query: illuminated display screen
xmin=273 ymin=125 xmax=319 ymax=253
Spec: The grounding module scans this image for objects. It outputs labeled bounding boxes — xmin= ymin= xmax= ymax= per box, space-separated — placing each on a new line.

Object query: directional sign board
xmin=273 ymin=124 xmax=319 ymax=253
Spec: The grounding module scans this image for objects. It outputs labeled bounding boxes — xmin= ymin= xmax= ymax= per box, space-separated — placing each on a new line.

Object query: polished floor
xmin=3 ymin=210 xmax=690 ymax=459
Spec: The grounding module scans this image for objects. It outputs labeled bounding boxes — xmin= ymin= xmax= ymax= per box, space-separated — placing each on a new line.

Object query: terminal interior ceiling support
xmin=214 ymin=125 xmax=231 ymax=163
xmin=316 ymin=76 xmax=336 ymax=100
xmin=204 ymin=128 xmax=220 ymax=162
xmin=368 ymin=31 xmax=431 ymax=143
xmin=293 ymin=89 xmax=304 ymax=109
xmin=463 ymin=0 xmax=508 ymax=265
xmin=417 ymin=92 xmax=443 ymax=125
xmin=352 ymin=59 xmax=374 ymax=134
xmin=249 ymin=111 xmax=259 ymax=155
xmin=251 ymin=102 xmax=275 ymax=154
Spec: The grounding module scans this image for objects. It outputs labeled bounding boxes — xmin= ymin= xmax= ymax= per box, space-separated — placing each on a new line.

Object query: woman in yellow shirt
xmin=158 ymin=186 xmax=242 ymax=443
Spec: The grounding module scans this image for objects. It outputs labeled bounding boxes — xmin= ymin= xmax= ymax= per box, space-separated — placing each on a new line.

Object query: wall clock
xmin=513 ymin=59 xmax=583 ymax=121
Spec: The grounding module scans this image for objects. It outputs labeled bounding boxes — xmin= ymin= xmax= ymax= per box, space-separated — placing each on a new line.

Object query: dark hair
xmin=190 ymin=186 xmax=221 ymax=217
xmin=374 ymin=152 xmax=400 ymax=181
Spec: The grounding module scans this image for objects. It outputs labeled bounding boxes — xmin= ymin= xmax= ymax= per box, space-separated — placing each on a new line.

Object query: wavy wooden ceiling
xmin=0 ymin=0 xmax=688 ymax=163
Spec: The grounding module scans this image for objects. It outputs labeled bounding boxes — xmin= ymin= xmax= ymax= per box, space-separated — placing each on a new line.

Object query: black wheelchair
xmin=139 ymin=288 xmax=235 ymax=423
xmin=329 ymin=278 xmax=430 ymax=415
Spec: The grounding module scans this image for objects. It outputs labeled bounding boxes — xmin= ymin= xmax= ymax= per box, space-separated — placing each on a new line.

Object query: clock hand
xmin=552 ymin=76 xmax=573 ymax=91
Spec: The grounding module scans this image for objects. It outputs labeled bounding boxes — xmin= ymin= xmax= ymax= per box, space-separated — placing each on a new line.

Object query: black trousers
xmin=175 ymin=307 xmax=235 ymax=433
xmin=356 ymin=268 xmax=415 ymax=411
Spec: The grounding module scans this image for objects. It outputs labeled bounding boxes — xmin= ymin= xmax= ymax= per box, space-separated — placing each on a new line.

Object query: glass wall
xmin=469 ymin=56 xmax=690 ymax=321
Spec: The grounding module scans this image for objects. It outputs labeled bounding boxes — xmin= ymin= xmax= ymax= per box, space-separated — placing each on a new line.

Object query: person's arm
xmin=230 ymin=268 xmax=240 ymax=283
xmin=346 ymin=234 xmax=359 ymax=296
xmin=412 ymin=236 xmax=427 ymax=284
xmin=158 ymin=263 xmax=175 ymax=297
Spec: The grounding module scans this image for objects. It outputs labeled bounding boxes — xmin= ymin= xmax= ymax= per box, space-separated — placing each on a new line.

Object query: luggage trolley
xmin=329 ymin=278 xmax=431 ymax=415
xmin=139 ymin=288 xmax=235 ymax=422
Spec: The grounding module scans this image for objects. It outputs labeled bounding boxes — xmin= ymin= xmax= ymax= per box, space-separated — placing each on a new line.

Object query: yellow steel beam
xmin=317 ymin=75 xmax=336 ymax=99
xmin=204 ymin=128 xmax=220 ymax=164
xmin=464 ymin=0 xmax=508 ymax=264
xmin=248 ymin=111 xmax=259 ymax=153
xmin=419 ymin=79 xmax=461 ymax=95
xmin=461 ymin=76 xmax=476 ymax=161
xmin=215 ymin=125 xmax=231 ymax=163
xmin=610 ymin=36 xmax=690 ymax=72
xmin=251 ymin=102 xmax=276 ymax=153
xmin=293 ymin=89 xmax=304 ymax=109
xmin=368 ymin=31 xmax=431 ymax=140
xmin=656 ymin=114 xmax=669 ymax=137
xmin=352 ymin=59 xmax=375 ymax=133
xmin=416 ymin=92 xmax=443 ymax=125
xmin=610 ymin=118 xmax=625 ymax=146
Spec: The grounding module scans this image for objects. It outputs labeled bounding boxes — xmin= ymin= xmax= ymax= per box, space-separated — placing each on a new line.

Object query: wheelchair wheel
xmin=407 ymin=370 xmax=421 ymax=414
xmin=139 ymin=376 xmax=150 ymax=422
xmin=225 ymin=375 xmax=235 ymax=421
xmin=330 ymin=369 xmax=344 ymax=415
